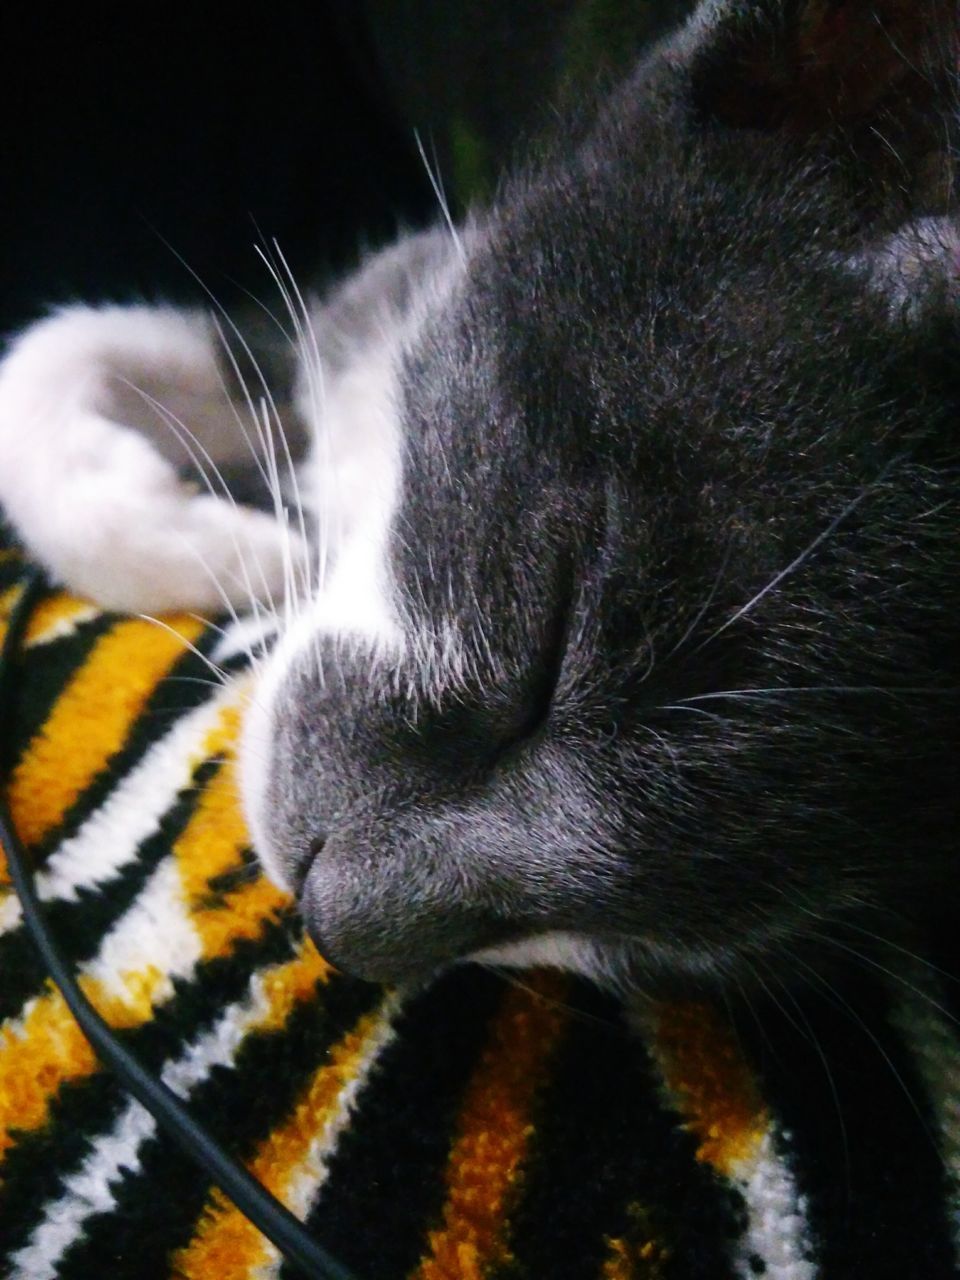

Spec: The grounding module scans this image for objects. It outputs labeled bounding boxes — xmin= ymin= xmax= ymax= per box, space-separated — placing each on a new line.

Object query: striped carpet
xmin=1 ymin=544 xmax=959 ymax=1280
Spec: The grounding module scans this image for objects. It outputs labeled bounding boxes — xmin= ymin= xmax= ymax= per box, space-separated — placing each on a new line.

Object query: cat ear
xmin=680 ymin=0 xmax=958 ymax=132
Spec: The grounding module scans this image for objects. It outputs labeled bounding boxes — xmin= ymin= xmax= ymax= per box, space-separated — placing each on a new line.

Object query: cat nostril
xmin=308 ymin=834 xmax=327 ymax=861
xmin=288 ymin=835 xmax=327 ymax=897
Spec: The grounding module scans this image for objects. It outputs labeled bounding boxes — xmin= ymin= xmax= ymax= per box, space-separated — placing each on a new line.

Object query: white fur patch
xmin=471 ymin=930 xmax=603 ymax=978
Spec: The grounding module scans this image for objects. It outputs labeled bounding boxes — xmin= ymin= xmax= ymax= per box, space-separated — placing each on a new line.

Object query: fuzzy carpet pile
xmin=1 ymin=542 xmax=959 ymax=1280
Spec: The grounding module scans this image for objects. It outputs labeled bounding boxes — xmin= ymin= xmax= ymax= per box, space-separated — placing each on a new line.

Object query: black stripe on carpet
xmin=736 ymin=970 xmax=956 ymax=1280
xmin=5 ymin=612 xmax=116 ymax=776
xmin=0 ymin=912 xmax=305 ymax=1257
xmin=497 ymin=980 xmax=740 ymax=1280
xmin=0 ymin=759 xmax=222 ymax=1022
xmin=52 ymin=973 xmax=382 ymax=1280
xmin=22 ymin=624 xmax=229 ymax=864
xmin=279 ymin=966 xmax=508 ymax=1280
xmin=0 ymin=554 xmax=28 ymax=592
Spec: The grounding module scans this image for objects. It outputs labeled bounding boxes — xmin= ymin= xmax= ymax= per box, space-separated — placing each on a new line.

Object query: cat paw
xmin=60 ymin=485 xmax=308 ymax=617
xmin=5 ymin=417 xmax=308 ymax=615
xmin=0 ymin=302 xmax=312 ymax=617
xmin=78 ymin=492 xmax=308 ymax=617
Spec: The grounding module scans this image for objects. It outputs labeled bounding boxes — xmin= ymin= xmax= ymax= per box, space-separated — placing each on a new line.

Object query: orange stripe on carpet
xmin=0 ymin=698 xmax=282 ymax=1162
xmin=411 ymin=971 xmax=570 ymax=1280
xmin=172 ymin=732 xmax=292 ymax=958
xmin=0 ymin=966 xmax=167 ymax=1161
xmin=0 ymin=937 xmax=329 ymax=1167
xmin=0 ymin=581 xmax=21 ymax=613
xmin=601 ymin=1203 xmax=672 ymax=1279
xmin=172 ymin=996 xmax=385 ymax=1280
xmin=7 ymin=614 xmax=206 ymax=848
xmin=649 ymin=1001 xmax=767 ymax=1176
xmin=24 ymin=593 xmax=100 ymax=647
xmin=244 ymin=939 xmax=332 ymax=1032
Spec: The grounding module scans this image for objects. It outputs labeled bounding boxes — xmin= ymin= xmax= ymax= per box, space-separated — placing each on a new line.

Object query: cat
xmin=0 ymin=0 xmax=958 ymax=995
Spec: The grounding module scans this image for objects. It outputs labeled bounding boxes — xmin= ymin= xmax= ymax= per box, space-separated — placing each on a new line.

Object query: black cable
xmin=0 ymin=568 xmax=359 ymax=1280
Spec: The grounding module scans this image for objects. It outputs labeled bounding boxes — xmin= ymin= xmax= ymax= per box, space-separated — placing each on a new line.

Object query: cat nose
xmin=297 ymin=831 xmax=490 ymax=985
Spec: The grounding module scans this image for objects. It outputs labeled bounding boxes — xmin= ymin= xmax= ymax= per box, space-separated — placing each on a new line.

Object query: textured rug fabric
xmin=1 ymin=543 xmax=959 ymax=1280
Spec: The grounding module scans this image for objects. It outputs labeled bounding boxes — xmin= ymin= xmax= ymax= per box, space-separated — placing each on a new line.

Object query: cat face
xmin=243 ymin=0 xmax=960 ymax=989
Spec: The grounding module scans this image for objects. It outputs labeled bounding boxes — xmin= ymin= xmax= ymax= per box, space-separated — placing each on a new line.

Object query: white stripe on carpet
xmin=0 ymin=684 xmax=240 ymax=938
xmin=6 ymin=962 xmax=393 ymax=1280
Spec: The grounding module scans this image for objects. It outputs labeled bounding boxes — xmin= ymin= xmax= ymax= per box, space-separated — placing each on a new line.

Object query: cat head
xmin=242 ymin=0 xmax=960 ymax=990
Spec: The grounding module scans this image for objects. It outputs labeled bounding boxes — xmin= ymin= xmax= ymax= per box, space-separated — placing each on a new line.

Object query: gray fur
xmin=260 ymin=0 xmax=960 ymax=991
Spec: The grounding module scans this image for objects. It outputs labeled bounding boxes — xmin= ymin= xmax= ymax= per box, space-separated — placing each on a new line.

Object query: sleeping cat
xmin=0 ymin=0 xmax=957 ymax=993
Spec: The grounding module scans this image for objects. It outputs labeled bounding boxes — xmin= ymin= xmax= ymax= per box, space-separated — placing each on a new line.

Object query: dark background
xmin=0 ymin=2 xmax=691 ymax=335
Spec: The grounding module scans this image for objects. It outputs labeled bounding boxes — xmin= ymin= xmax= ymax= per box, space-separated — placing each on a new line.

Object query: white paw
xmin=2 ymin=407 xmax=308 ymax=615
xmin=53 ymin=467 xmax=308 ymax=616
xmin=0 ymin=304 xmax=312 ymax=617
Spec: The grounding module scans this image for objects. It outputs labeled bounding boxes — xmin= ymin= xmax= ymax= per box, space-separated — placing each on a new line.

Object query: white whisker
xmin=697 ymin=462 xmax=904 ymax=649
xmin=135 ymin=615 xmax=228 ymax=686
xmin=116 ymin=378 xmax=278 ymax=639
xmin=414 ymin=129 xmax=466 ymax=265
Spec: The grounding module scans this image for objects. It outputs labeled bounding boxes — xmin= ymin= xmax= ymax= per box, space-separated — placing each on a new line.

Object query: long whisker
xmin=662 ymin=535 xmax=735 ymax=664
xmin=254 ymin=239 xmax=324 ymax=605
xmin=475 ymin=963 xmax=625 ymax=1034
xmin=147 ymin=529 xmax=264 ymax=672
xmin=750 ymin=953 xmax=852 ymax=1185
xmin=675 ymin=684 xmax=960 ymax=706
xmin=773 ymin=893 xmax=960 ymax=990
xmin=147 ymin=231 xmax=304 ymax=653
xmin=805 ymin=931 xmax=960 ymax=1032
xmin=696 ymin=460 xmax=905 ymax=650
xmin=148 ymin=228 xmax=296 ymax=513
xmin=207 ymin=315 xmax=301 ymax=629
xmin=833 ymin=919 xmax=960 ymax=987
xmin=135 ymin=615 xmax=230 ymax=686
xmin=252 ymin=236 xmax=331 ymax=685
xmin=414 ymin=129 xmax=466 ymax=265
xmin=790 ymin=952 xmax=939 ymax=1150
xmin=116 ymin=378 xmax=277 ymax=642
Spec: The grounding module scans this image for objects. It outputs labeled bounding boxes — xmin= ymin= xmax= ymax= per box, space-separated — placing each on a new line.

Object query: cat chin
xmin=470 ymin=931 xmax=771 ymax=995
xmin=469 ymin=931 xmax=633 ymax=987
